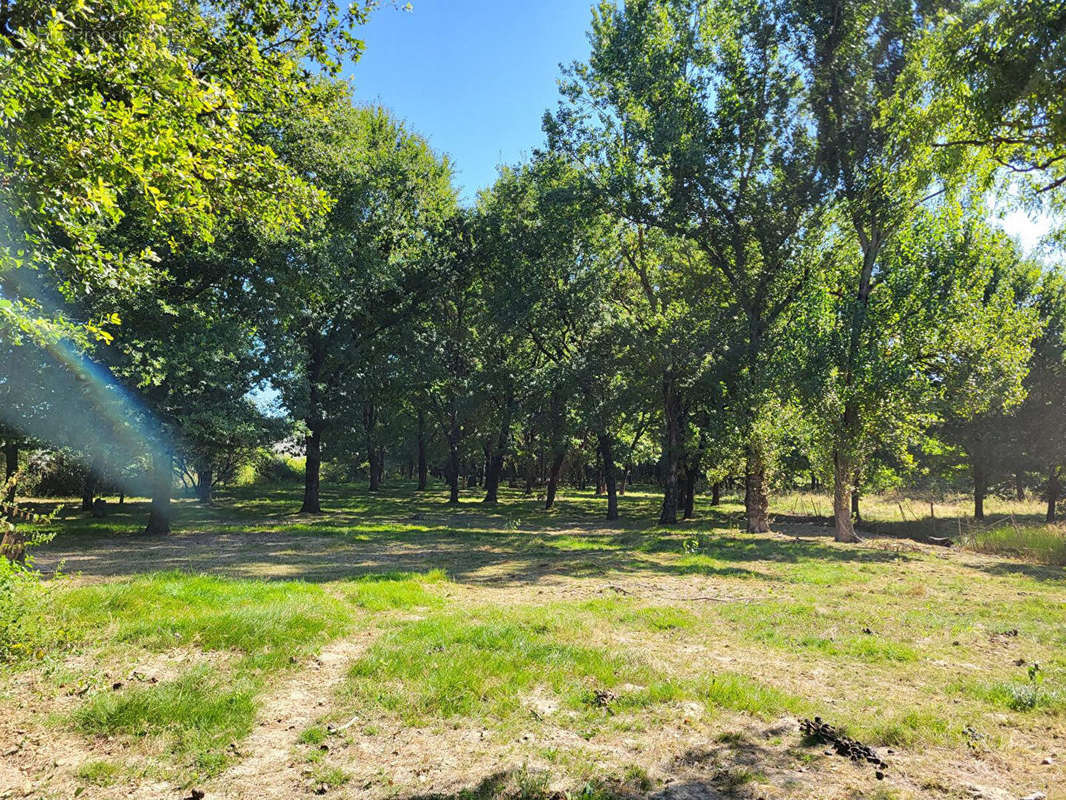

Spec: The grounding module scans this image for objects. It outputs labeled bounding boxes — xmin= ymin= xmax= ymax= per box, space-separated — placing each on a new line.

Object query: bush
xmin=0 ymin=558 xmax=52 ymax=663
xmin=246 ymin=449 xmax=303 ymax=484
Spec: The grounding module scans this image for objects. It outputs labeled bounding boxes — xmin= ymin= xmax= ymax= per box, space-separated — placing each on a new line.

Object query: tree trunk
xmin=81 ymin=468 xmax=97 ymax=511
xmin=619 ymin=467 xmax=629 ymax=496
xmin=483 ymin=405 xmax=512 ymax=504
xmin=1048 ymin=465 xmax=1060 ymax=523
xmin=545 ymin=451 xmax=565 ymax=510
xmin=144 ymin=449 xmax=173 ymax=535
xmin=4 ymin=440 xmax=18 ymax=504
xmin=744 ymin=445 xmax=769 ymax=533
xmin=832 ymin=452 xmax=860 ymax=542
xmin=197 ymin=459 xmax=213 ymax=504
xmin=417 ymin=410 xmax=428 ymax=490
xmin=851 ymin=468 xmax=861 ymax=521
xmin=711 ymin=481 xmax=721 ymax=506
xmin=682 ymin=463 xmax=697 ymax=520
xmin=973 ymin=457 xmax=987 ymax=521
xmin=598 ymin=433 xmax=618 ymax=521
xmin=300 ymin=424 xmax=323 ymax=513
xmin=659 ymin=373 xmax=683 ymax=525
xmin=446 ymin=415 xmax=461 ymax=504
xmin=1014 ymin=472 xmax=1025 ymax=501
xmin=364 ymin=401 xmax=380 ymax=492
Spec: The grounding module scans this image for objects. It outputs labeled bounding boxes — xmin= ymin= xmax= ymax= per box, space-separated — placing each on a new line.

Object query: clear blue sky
xmin=345 ymin=0 xmax=597 ymax=203
xmin=343 ymin=1 xmax=1058 ymax=254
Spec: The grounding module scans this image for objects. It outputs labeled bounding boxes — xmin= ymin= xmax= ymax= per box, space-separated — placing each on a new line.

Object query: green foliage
xmin=0 ymin=0 xmax=372 ymax=342
xmin=0 ymin=557 xmax=55 ymax=662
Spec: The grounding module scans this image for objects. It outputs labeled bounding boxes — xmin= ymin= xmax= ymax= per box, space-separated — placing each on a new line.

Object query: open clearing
xmin=2 ymin=485 xmax=1064 ymax=800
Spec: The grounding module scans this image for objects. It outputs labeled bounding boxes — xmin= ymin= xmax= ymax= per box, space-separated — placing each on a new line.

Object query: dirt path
xmin=207 ymin=633 xmax=376 ymax=800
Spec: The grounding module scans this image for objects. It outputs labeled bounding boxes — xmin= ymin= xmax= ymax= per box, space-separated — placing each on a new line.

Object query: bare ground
xmin=4 ymin=507 xmax=1065 ymax=800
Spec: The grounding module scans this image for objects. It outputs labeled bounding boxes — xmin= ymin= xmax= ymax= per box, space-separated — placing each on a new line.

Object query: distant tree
xmin=255 ymin=101 xmax=455 ymax=513
xmin=547 ymin=0 xmax=827 ymax=528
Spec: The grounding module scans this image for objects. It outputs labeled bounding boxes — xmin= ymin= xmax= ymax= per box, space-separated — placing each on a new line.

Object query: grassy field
xmin=1 ymin=483 xmax=1064 ymax=800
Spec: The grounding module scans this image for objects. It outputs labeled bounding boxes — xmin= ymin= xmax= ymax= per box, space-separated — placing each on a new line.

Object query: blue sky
xmin=345 ymin=0 xmax=597 ymax=203
xmin=343 ymin=1 xmax=1057 ymax=254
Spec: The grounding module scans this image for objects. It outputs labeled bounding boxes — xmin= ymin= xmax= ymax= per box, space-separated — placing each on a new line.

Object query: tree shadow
xmin=395 ymin=723 xmax=821 ymax=799
xmin=26 ymin=483 xmax=1020 ymax=587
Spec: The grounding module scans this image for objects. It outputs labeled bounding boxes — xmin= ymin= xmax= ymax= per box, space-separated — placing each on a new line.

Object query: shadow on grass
xmin=25 ymin=483 xmax=966 ymax=586
xmin=398 ymin=728 xmax=804 ymax=799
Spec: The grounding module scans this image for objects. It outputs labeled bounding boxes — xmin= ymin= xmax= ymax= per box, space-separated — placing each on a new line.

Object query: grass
xmin=964 ymin=522 xmax=1066 ymax=565
xmin=5 ymin=482 xmax=1066 ymax=797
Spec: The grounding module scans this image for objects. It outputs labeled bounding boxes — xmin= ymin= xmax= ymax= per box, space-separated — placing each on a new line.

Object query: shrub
xmin=248 ymin=448 xmax=303 ymax=484
xmin=0 ymin=558 xmax=53 ymax=663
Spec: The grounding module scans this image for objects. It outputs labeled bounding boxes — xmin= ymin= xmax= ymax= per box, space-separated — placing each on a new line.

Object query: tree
xmin=255 ymin=100 xmax=455 ymax=513
xmin=1 ymin=0 xmax=373 ymax=343
xmin=791 ymin=0 xmax=967 ymax=541
xmin=932 ymin=0 xmax=1066 ymax=206
xmin=547 ymin=0 xmax=826 ymax=529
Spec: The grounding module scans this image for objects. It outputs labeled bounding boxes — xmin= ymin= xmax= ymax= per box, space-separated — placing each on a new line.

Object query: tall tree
xmin=547 ymin=0 xmax=826 ymax=528
xmin=256 ymin=101 xmax=455 ymax=513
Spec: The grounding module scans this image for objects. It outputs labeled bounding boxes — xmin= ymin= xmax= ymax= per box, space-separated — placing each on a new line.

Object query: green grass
xmin=965 ymin=522 xmax=1066 ymax=565
xmin=8 ymin=483 xmax=1066 ymax=793
xmin=344 ymin=610 xmax=649 ymax=723
xmin=27 ymin=568 xmax=446 ymax=779
xmin=75 ymin=758 xmax=122 ymax=786
xmin=74 ymin=667 xmax=258 ymax=773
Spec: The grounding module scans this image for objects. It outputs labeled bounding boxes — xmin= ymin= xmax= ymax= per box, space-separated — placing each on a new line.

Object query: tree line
xmin=1 ymin=0 xmax=1064 ymax=552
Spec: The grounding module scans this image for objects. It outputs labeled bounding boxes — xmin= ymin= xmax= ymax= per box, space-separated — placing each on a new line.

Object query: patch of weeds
xmin=299 ymin=725 xmax=328 ymax=745
xmin=0 ymin=558 xmax=69 ymax=665
xmin=343 ymin=610 xmax=659 ymax=723
xmin=57 ymin=572 xmax=352 ymax=662
xmin=966 ymin=524 xmax=1066 ymax=566
xmin=313 ymin=765 xmax=351 ymax=788
xmin=864 ymin=709 xmax=954 ymax=747
xmin=696 ymin=672 xmax=805 ymax=718
xmin=720 ymin=602 xmax=916 ymax=663
xmin=75 ymin=759 xmax=121 ymax=786
xmin=622 ymin=764 xmax=652 ymax=792
xmin=972 ymin=680 xmax=1065 ymax=712
xmin=714 ymin=766 xmax=762 ymax=789
xmin=341 ymin=570 xmax=447 ymax=611
xmin=514 ymin=764 xmax=551 ymax=800
xmin=960 ymin=662 xmax=1066 ymax=713
xmin=715 ymin=730 xmax=747 ymax=745
xmin=73 ymin=666 xmax=257 ymax=775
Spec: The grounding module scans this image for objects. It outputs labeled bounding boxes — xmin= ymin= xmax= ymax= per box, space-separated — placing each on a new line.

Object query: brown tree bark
xmin=598 ymin=433 xmax=618 ymax=521
xmin=300 ymin=425 xmax=323 ymax=513
xmin=659 ymin=373 xmax=683 ymax=525
xmin=446 ymin=413 xmax=461 ymax=504
xmin=300 ymin=335 xmax=326 ymax=514
xmin=851 ymin=468 xmax=861 ymax=521
xmin=196 ymin=458 xmax=213 ymax=504
xmin=483 ymin=403 xmax=513 ymax=505
xmin=416 ymin=410 xmax=428 ymax=491
xmin=545 ymin=451 xmax=565 ymax=510
xmin=973 ymin=457 xmax=987 ymax=521
xmin=744 ymin=445 xmax=769 ymax=533
xmin=1048 ymin=465 xmax=1060 ymax=523
xmin=832 ymin=452 xmax=860 ymax=542
xmin=364 ymin=401 xmax=380 ymax=492
xmin=711 ymin=481 xmax=721 ymax=506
